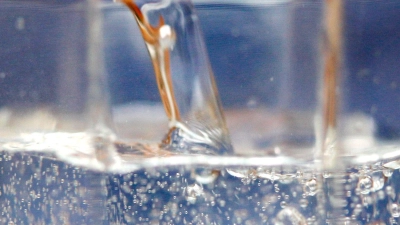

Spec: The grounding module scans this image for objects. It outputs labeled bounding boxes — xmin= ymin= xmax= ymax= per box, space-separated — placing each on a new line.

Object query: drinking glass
xmin=1 ymin=0 xmax=400 ymax=224
xmin=199 ymin=0 xmax=400 ymax=224
xmin=0 ymin=0 xmax=229 ymax=223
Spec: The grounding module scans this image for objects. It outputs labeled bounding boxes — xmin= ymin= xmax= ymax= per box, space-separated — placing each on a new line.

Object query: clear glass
xmin=339 ymin=1 xmax=400 ymax=166
xmin=2 ymin=0 xmax=400 ymax=224
xmin=200 ymin=0 xmax=323 ymax=161
xmin=103 ymin=0 xmax=230 ymax=157
xmin=0 ymin=0 xmax=115 ymax=170
xmin=0 ymin=0 xmax=231 ymax=223
xmin=0 ymin=0 xmax=230 ymax=168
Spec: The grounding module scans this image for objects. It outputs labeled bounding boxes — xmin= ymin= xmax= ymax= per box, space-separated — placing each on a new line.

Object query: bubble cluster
xmin=2 ymin=149 xmax=400 ymax=224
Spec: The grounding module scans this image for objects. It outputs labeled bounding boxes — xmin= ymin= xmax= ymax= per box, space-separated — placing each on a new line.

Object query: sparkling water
xmin=2 ymin=0 xmax=400 ymax=224
xmin=2 ymin=148 xmax=400 ymax=224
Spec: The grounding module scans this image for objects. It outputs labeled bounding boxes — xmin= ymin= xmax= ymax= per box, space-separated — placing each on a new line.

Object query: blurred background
xmin=103 ymin=0 xmax=400 ymax=140
xmin=1 ymin=0 xmax=400 ymax=141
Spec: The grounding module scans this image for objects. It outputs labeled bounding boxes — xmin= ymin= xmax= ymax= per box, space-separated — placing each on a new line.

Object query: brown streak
xmin=151 ymin=47 xmax=172 ymax=119
xmin=322 ymin=0 xmax=343 ymax=158
xmin=163 ymin=48 xmax=181 ymax=120
xmin=120 ymin=0 xmax=181 ymax=122
xmin=120 ymin=0 xmax=158 ymax=44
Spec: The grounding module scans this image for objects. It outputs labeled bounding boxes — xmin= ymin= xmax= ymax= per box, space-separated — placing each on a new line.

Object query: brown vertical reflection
xmin=322 ymin=0 xmax=343 ymax=166
xmin=120 ymin=0 xmax=181 ymax=122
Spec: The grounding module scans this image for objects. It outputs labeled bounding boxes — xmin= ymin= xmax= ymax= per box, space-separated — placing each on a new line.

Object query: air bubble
xmin=280 ymin=175 xmax=295 ymax=184
xmin=307 ymin=216 xmax=316 ymax=223
xmin=226 ymin=168 xmax=253 ymax=179
xmin=296 ymin=171 xmax=303 ymax=179
xmin=323 ymin=171 xmax=331 ymax=178
xmin=358 ymin=175 xmax=372 ymax=195
xmin=386 ymin=186 xmax=395 ymax=200
xmin=391 ymin=203 xmax=400 ymax=218
xmin=284 ymin=194 xmax=290 ymax=200
xmin=299 ymin=199 xmax=308 ymax=208
xmin=193 ymin=168 xmax=219 ymax=185
xmin=304 ymin=178 xmax=318 ymax=196
xmin=383 ymin=168 xmax=394 ymax=178
xmin=186 ymin=183 xmax=203 ymax=204
xmin=353 ymin=204 xmax=363 ymax=216
xmin=371 ymin=174 xmax=384 ymax=192
xmin=275 ymin=207 xmax=307 ymax=225
xmin=227 ymin=167 xmax=256 ymax=184
xmin=262 ymin=194 xmax=279 ymax=205
xmin=257 ymin=168 xmax=281 ymax=182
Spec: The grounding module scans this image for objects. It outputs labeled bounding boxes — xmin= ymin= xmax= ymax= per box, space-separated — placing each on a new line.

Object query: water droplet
xmin=186 ymin=183 xmax=203 ymax=204
xmin=391 ymin=203 xmax=400 ymax=218
xmin=358 ymin=175 xmax=372 ymax=195
xmin=304 ymin=178 xmax=318 ymax=196
xmin=275 ymin=207 xmax=307 ymax=225
xmin=280 ymin=201 xmax=287 ymax=208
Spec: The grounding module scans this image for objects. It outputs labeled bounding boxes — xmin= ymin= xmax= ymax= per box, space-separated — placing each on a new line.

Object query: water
xmin=3 ymin=150 xmax=400 ymax=224
xmin=112 ymin=0 xmax=231 ymax=156
xmin=2 ymin=0 xmax=400 ymax=224
xmin=2 ymin=121 xmax=400 ymax=224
